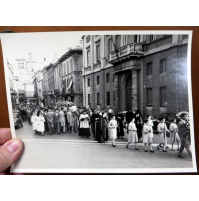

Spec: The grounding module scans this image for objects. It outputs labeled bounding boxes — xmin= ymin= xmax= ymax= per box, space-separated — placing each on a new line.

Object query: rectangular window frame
xmin=160 ymin=87 xmax=167 ymax=107
xmin=88 ymin=94 xmax=90 ymax=105
xmin=96 ymin=43 xmax=100 ymax=63
xmin=97 ymin=93 xmax=100 ymax=105
xmin=106 ymin=73 xmax=110 ymax=83
xmin=87 ymin=49 xmax=91 ymax=66
xmin=97 ymin=76 xmax=100 ymax=85
xmin=146 ymin=62 xmax=152 ymax=76
xmin=87 ymin=78 xmax=90 ymax=87
xmin=107 ymin=92 xmax=110 ymax=106
xmin=147 ymin=88 xmax=152 ymax=107
xmin=160 ymin=59 xmax=166 ymax=74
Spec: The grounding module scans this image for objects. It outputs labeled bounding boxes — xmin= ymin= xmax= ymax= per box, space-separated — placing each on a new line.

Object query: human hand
xmin=0 ymin=128 xmax=23 ymax=173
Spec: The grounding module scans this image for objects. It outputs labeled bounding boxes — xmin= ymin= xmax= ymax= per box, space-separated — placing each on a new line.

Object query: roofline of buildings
xmin=41 ymin=47 xmax=82 ymax=71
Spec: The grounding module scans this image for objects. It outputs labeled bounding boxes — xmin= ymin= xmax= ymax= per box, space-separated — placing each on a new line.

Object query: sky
xmin=0 ymin=31 xmax=84 ymax=67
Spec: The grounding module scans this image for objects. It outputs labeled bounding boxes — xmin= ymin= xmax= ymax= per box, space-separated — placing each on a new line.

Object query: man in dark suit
xmin=54 ymin=109 xmax=60 ymax=134
xmin=46 ymin=108 xmax=54 ymax=135
xmin=177 ymin=114 xmax=192 ymax=158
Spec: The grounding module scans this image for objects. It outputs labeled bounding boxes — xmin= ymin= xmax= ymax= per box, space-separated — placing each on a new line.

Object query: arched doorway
xmin=126 ymin=74 xmax=132 ymax=111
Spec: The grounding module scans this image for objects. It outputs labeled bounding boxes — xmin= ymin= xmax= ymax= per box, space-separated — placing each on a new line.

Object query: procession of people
xmin=16 ymin=102 xmax=192 ymax=159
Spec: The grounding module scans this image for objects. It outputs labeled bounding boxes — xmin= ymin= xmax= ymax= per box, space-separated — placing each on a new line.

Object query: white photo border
xmin=0 ymin=30 xmax=197 ymax=173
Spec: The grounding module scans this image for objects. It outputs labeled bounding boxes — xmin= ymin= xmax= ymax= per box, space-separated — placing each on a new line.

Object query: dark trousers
xmin=178 ymin=137 xmax=192 ymax=158
xmin=27 ymin=117 xmax=31 ymax=125
xmin=47 ymin=122 xmax=54 ymax=135
xmin=22 ymin=115 xmax=26 ymax=121
xmin=44 ymin=122 xmax=49 ymax=132
xmin=54 ymin=122 xmax=60 ymax=134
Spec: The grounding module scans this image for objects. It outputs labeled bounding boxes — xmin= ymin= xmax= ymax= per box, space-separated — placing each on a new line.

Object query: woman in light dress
xmin=126 ymin=118 xmax=139 ymax=150
xmin=78 ymin=110 xmax=90 ymax=137
xmin=37 ymin=112 xmax=45 ymax=136
xmin=142 ymin=119 xmax=155 ymax=152
xmin=157 ymin=117 xmax=169 ymax=152
xmin=169 ymin=119 xmax=180 ymax=151
xmin=109 ymin=115 xmax=118 ymax=147
xmin=146 ymin=115 xmax=153 ymax=138
xmin=31 ymin=112 xmax=38 ymax=135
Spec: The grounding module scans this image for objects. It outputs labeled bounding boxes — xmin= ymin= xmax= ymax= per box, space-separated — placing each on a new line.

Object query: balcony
xmin=93 ymin=62 xmax=101 ymax=70
xmin=109 ymin=43 xmax=144 ymax=63
xmin=84 ymin=66 xmax=91 ymax=73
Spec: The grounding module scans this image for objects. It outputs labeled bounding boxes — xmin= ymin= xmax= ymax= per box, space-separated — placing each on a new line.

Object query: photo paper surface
xmin=0 ymin=31 xmax=196 ymax=173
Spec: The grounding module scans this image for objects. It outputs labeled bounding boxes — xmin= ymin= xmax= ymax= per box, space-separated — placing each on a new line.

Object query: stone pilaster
xmin=132 ymin=70 xmax=138 ymax=110
xmin=114 ymin=74 xmax=119 ymax=113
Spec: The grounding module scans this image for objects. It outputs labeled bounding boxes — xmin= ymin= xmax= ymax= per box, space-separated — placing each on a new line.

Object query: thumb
xmin=0 ymin=138 xmax=23 ymax=173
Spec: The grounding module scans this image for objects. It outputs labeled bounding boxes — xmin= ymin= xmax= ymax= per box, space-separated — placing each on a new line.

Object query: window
xmin=96 ymin=43 xmax=100 ymax=62
xmin=88 ymin=94 xmax=90 ymax=105
xmin=21 ymin=63 xmax=24 ymax=68
xmin=149 ymin=35 xmax=153 ymax=41
xmin=116 ymin=35 xmax=121 ymax=48
xmin=160 ymin=87 xmax=167 ymax=107
xmin=106 ymin=73 xmax=110 ymax=83
xmin=146 ymin=62 xmax=152 ymax=76
xmin=18 ymin=63 xmax=21 ymax=68
xmin=97 ymin=76 xmax=100 ymax=85
xmin=107 ymin=92 xmax=110 ymax=105
xmin=97 ymin=93 xmax=100 ymax=105
xmin=113 ymin=74 xmax=115 ymax=82
xmin=63 ymin=63 xmax=65 ymax=75
xmin=160 ymin=59 xmax=166 ymax=74
xmin=87 ymin=78 xmax=90 ymax=87
xmin=87 ymin=49 xmax=91 ymax=66
xmin=123 ymin=35 xmax=128 ymax=46
xmin=86 ymin=35 xmax=90 ymax=43
xmin=107 ymin=39 xmax=112 ymax=58
xmin=70 ymin=59 xmax=73 ymax=72
xmin=147 ymin=88 xmax=152 ymax=106
xmin=134 ymin=35 xmax=137 ymax=43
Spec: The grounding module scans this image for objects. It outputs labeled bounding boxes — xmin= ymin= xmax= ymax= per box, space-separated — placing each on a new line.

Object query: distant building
xmin=82 ymin=34 xmax=189 ymax=117
xmin=7 ymin=60 xmax=17 ymax=109
xmin=42 ymin=47 xmax=83 ymax=107
xmin=13 ymin=53 xmax=43 ymax=104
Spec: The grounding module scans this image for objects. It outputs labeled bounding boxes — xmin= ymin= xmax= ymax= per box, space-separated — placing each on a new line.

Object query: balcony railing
xmin=84 ymin=66 xmax=91 ymax=73
xmin=93 ymin=62 xmax=101 ymax=70
xmin=109 ymin=43 xmax=144 ymax=61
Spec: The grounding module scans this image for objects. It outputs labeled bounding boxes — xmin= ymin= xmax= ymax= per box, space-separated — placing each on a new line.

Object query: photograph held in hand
xmin=0 ymin=31 xmax=196 ymax=173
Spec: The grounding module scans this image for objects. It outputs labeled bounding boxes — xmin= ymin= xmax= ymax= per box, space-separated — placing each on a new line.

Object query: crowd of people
xmin=17 ymin=104 xmax=192 ymax=159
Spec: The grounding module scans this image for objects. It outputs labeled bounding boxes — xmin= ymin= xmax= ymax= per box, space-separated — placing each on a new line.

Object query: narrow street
xmin=13 ymin=121 xmax=193 ymax=172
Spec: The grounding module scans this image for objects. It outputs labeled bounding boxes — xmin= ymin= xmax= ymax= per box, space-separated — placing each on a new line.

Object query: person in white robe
xmin=78 ymin=110 xmax=90 ymax=137
xmin=37 ymin=112 xmax=45 ymax=136
xmin=109 ymin=115 xmax=118 ymax=147
xmin=31 ymin=112 xmax=38 ymax=135
xmin=126 ymin=118 xmax=139 ymax=150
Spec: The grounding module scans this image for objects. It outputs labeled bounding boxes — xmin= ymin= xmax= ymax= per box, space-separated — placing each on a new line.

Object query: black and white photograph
xmin=0 ymin=31 xmax=196 ymax=173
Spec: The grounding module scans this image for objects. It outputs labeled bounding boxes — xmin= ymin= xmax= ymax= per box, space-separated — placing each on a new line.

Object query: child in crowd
xmin=142 ymin=119 xmax=154 ymax=152
xmin=126 ymin=118 xmax=139 ymax=150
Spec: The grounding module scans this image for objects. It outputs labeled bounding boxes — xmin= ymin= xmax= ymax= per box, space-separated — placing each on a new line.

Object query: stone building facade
xmin=41 ymin=47 xmax=83 ymax=107
xmin=82 ymin=34 xmax=189 ymax=117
